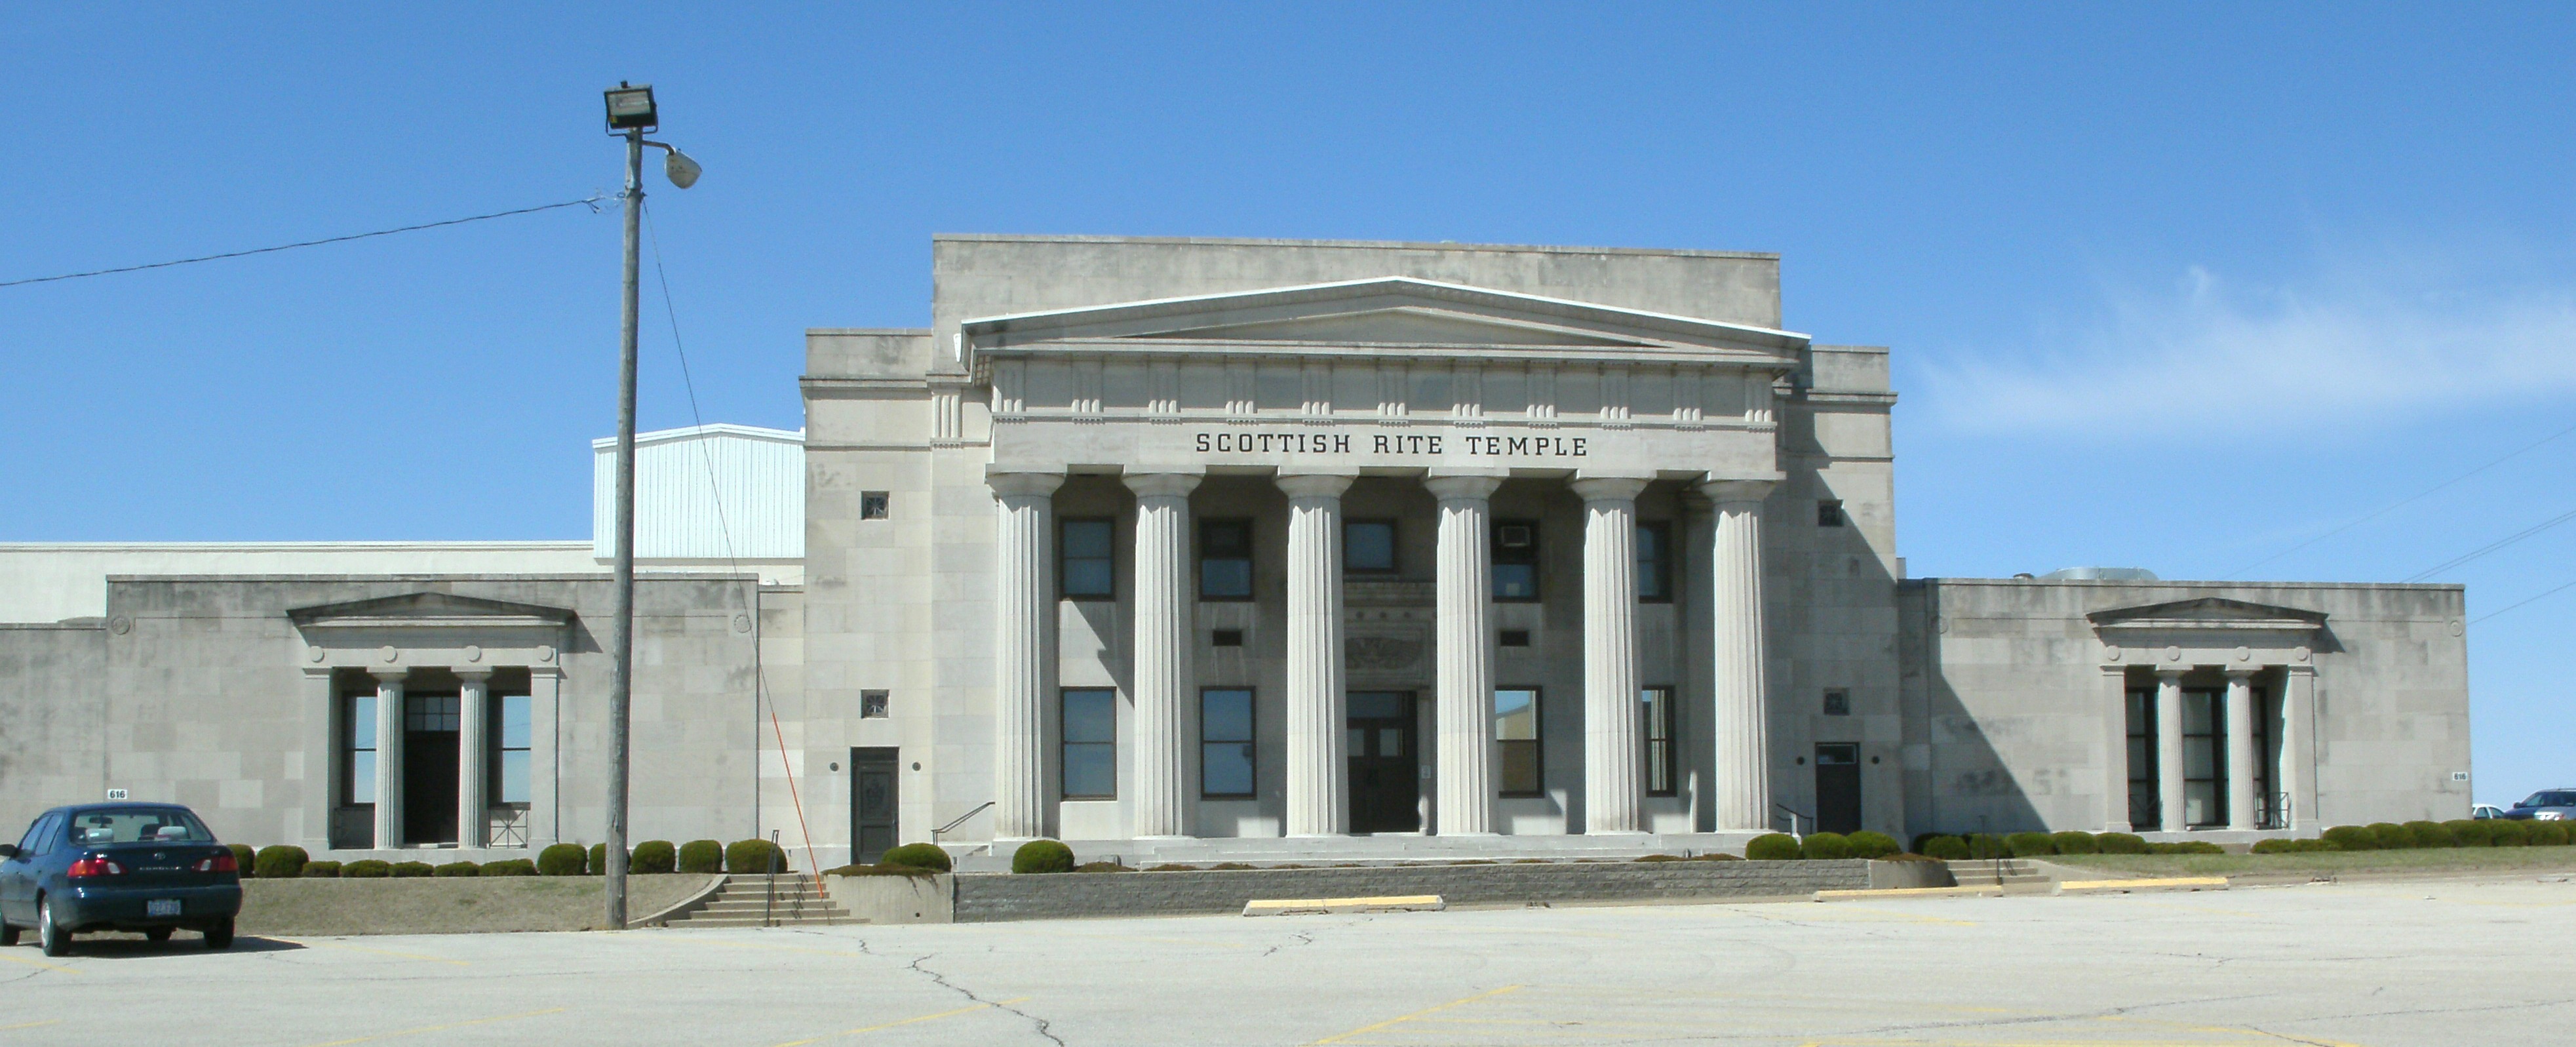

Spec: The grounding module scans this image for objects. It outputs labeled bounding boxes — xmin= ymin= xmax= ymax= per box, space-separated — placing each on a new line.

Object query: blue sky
xmin=6 ymin=5 xmax=2571 ymax=804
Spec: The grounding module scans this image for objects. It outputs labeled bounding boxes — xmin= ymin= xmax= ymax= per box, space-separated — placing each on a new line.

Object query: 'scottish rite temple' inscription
xmin=1195 ymin=430 xmax=1589 ymax=458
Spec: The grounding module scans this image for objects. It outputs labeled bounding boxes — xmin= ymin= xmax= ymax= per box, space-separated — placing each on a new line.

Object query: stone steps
xmin=1945 ymin=859 xmax=2053 ymax=890
xmin=665 ymin=877 xmax=850 ymax=928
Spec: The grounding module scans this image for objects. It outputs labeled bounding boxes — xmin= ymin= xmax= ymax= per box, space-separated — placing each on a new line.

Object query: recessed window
xmin=1200 ymin=519 xmax=1253 ymax=600
xmin=1642 ymin=686 xmax=1677 ymax=797
xmin=1637 ymin=521 xmax=1673 ymax=603
xmin=861 ymin=690 xmax=890 ymax=719
xmin=1818 ymin=500 xmax=1845 ymax=527
xmin=1060 ymin=519 xmax=1115 ymax=600
xmin=491 ymin=692 xmax=532 ymax=805
xmin=1493 ymin=521 xmax=1540 ymax=601
xmin=1061 ymin=688 xmax=1117 ymax=799
xmin=1345 ymin=520 xmax=1397 ymax=574
xmin=345 ymin=692 xmax=378 ymax=806
xmin=1496 ymin=688 xmax=1542 ymax=797
xmin=861 ymin=491 xmax=890 ymax=520
xmin=1823 ymin=689 xmax=1850 ymax=717
xmin=1498 ymin=629 xmax=1531 ymax=648
xmin=1211 ymin=629 xmax=1245 ymax=648
xmin=1201 ymin=688 xmax=1255 ymax=799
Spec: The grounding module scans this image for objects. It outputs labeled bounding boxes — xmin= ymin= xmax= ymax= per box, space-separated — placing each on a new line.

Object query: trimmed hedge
xmin=480 ymin=858 xmax=537 ymax=877
xmin=391 ymin=861 xmax=435 ymax=877
xmin=1919 ymin=835 xmax=1970 ymax=860
xmin=302 ymin=860 xmax=343 ymax=877
xmin=2322 ymin=825 xmax=2377 ymax=851
xmin=631 ymin=840 xmax=677 ymax=874
xmin=678 ymin=839 xmax=724 ymax=875
xmin=726 ymin=839 xmax=783 ymax=875
xmin=227 ymin=844 xmax=257 ymax=876
xmin=1845 ymin=831 xmax=1902 ymax=859
xmin=435 ymin=861 xmax=482 ymax=877
xmin=2004 ymin=831 xmax=2058 ymax=858
xmin=342 ymin=859 xmax=393 ymax=879
xmin=1011 ymin=839 xmax=1076 ymax=874
xmin=2051 ymin=831 xmax=2101 ymax=855
xmin=1966 ymin=834 xmax=2010 ymax=859
xmin=1744 ymin=833 xmax=1802 ymax=861
xmin=254 ymin=844 xmax=309 ymax=879
xmin=537 ymin=843 xmax=589 ymax=877
xmin=1799 ymin=832 xmax=1851 ymax=859
xmin=2368 ymin=822 xmax=2415 ymax=850
xmin=2148 ymin=841 xmax=2225 ymax=854
xmin=589 ymin=843 xmax=609 ymax=876
xmin=2489 ymin=820 xmax=2531 ymax=846
xmin=878 ymin=842 xmax=953 ymax=873
xmin=1074 ymin=861 xmax=1133 ymax=873
xmin=2096 ymin=833 xmax=2151 ymax=855
xmin=2404 ymin=820 xmax=2456 ymax=848
xmin=2529 ymin=821 xmax=2571 ymax=846
xmin=2445 ymin=819 xmax=2493 ymax=846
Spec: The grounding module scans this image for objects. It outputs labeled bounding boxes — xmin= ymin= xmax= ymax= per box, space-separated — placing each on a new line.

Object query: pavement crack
xmin=904 ymin=953 xmax=1064 ymax=1046
xmin=1260 ymin=930 xmax=1316 ymax=957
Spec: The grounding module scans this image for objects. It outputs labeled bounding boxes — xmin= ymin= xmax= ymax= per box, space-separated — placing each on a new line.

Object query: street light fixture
xmin=600 ymin=79 xmax=701 ymax=932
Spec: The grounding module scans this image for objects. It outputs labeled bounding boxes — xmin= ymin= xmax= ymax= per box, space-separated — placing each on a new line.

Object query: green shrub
xmin=631 ymin=839 xmax=677 ymax=873
xmin=391 ymin=861 xmax=434 ymax=877
xmin=1799 ymin=832 xmax=1852 ymax=859
xmin=2004 ymin=831 xmax=2058 ymax=857
xmin=2404 ymin=820 xmax=2455 ymax=848
xmin=435 ymin=861 xmax=480 ymax=877
xmin=1966 ymin=833 xmax=2011 ymax=859
xmin=2147 ymin=841 xmax=2224 ymax=855
xmin=1920 ymin=835 xmax=1971 ymax=860
xmin=254 ymin=844 xmax=309 ymax=879
xmin=2444 ymin=819 xmax=2493 ymax=846
xmin=2527 ymin=820 xmax=2571 ymax=846
xmin=2250 ymin=838 xmax=2297 ymax=854
xmin=1074 ymin=861 xmax=1131 ymax=873
xmin=2096 ymin=833 xmax=2151 ymax=855
xmin=1844 ymin=831 xmax=1902 ymax=859
xmin=2367 ymin=822 xmax=2415 ymax=850
xmin=1692 ymin=852 xmax=1742 ymax=861
xmin=2050 ymin=831 xmax=2099 ymax=855
xmin=1633 ymin=854 xmax=1690 ymax=862
xmin=537 ymin=843 xmax=588 ymax=877
xmin=480 ymin=858 xmax=537 ymax=877
xmin=227 ymin=844 xmax=257 ymax=876
xmin=342 ymin=859 xmax=393 ymax=878
xmin=878 ymin=842 xmax=952 ymax=873
xmin=825 ymin=863 xmax=933 ymax=877
xmin=2488 ymin=820 xmax=2531 ymax=847
xmin=726 ymin=839 xmax=783 ymax=875
xmin=677 ymin=839 xmax=724 ymax=874
xmin=2321 ymin=825 xmax=2377 ymax=851
xmin=302 ymin=860 xmax=343 ymax=877
xmin=1744 ymin=833 xmax=1802 ymax=861
xmin=1011 ymin=839 xmax=1076 ymax=874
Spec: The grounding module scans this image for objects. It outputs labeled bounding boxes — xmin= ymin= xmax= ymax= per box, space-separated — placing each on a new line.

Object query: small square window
xmin=1211 ymin=629 xmax=1244 ymax=648
xmin=1823 ymin=689 xmax=1850 ymax=716
xmin=1498 ymin=629 xmax=1531 ymax=648
xmin=1345 ymin=520 xmax=1397 ymax=574
xmin=861 ymin=690 xmax=890 ymax=719
xmin=1817 ymin=500 xmax=1845 ymax=527
xmin=861 ymin=491 xmax=891 ymax=520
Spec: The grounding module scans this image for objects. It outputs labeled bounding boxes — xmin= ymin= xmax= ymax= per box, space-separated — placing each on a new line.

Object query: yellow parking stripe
xmin=0 ymin=1019 xmax=64 ymax=1030
xmin=767 ymin=997 xmax=1030 ymax=1046
xmin=298 ymin=1006 xmax=564 ymax=1046
xmin=0 ymin=953 xmax=77 ymax=974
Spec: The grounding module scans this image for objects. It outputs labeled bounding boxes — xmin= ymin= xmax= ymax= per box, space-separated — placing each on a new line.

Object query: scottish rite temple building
xmin=0 ymin=235 xmax=2473 ymax=867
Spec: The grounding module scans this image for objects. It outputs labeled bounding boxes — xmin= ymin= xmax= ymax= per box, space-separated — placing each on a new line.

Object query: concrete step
xmin=671 ymin=914 xmax=852 ymax=928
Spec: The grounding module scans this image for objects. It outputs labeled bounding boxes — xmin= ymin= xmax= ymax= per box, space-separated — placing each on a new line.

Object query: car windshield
xmin=2519 ymin=791 xmax=2576 ymax=808
xmin=62 ymin=808 xmax=215 ymax=846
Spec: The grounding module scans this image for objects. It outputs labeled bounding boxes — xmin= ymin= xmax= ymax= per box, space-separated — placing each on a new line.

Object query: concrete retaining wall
xmin=953 ymin=859 xmax=1873 ymax=922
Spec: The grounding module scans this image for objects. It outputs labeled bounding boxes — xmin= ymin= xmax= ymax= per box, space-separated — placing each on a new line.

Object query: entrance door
xmin=850 ymin=747 xmax=899 ymax=864
xmin=1348 ymin=692 xmax=1420 ymax=833
xmin=404 ymin=693 xmax=461 ymax=846
xmin=1814 ymin=743 xmax=1862 ymax=834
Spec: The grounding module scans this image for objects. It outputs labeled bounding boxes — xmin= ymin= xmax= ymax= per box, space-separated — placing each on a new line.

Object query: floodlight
xmin=604 ymin=82 xmax=657 ymax=132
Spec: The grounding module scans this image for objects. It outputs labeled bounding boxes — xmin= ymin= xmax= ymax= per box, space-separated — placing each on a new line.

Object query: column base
xmin=1135 ymin=835 xmax=1196 ymax=842
xmin=1582 ymin=829 xmax=1652 ymax=838
xmin=2103 ymin=821 xmax=2133 ymax=833
xmin=1432 ymin=831 xmax=1500 ymax=839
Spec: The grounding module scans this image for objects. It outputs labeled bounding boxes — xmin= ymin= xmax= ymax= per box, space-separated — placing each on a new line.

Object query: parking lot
xmin=2 ymin=874 xmax=2568 ymax=1046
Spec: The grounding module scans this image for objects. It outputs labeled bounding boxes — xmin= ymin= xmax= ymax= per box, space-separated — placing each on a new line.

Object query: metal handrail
xmin=1772 ymin=803 xmax=1812 ymax=840
xmin=764 ymin=829 xmax=779 ymax=927
xmin=932 ymin=801 xmax=996 ymax=841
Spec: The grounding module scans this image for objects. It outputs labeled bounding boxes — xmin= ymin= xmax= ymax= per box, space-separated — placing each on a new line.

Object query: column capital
xmin=1121 ymin=469 xmax=1203 ymax=499
xmin=369 ymin=668 xmax=408 ymax=683
xmin=1423 ymin=470 xmax=1506 ymax=501
xmin=2153 ymin=667 xmax=2187 ymax=682
xmin=1568 ymin=475 xmax=1652 ymax=503
xmin=1275 ymin=470 xmax=1357 ymax=500
xmin=1698 ymin=474 xmax=1782 ymax=505
xmin=986 ymin=469 xmax=1065 ymax=498
xmin=2223 ymin=667 xmax=2259 ymax=680
xmin=2283 ymin=663 xmax=2316 ymax=677
xmin=454 ymin=668 xmax=494 ymax=682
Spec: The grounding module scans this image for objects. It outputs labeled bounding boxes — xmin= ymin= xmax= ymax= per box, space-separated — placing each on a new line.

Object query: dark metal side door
xmin=1348 ymin=692 xmax=1420 ymax=834
xmin=850 ymin=747 xmax=899 ymax=865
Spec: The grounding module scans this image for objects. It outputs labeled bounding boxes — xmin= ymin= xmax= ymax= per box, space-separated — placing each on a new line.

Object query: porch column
xmin=989 ymin=471 xmax=1064 ymax=841
xmin=370 ymin=669 xmax=406 ymax=850
xmin=1427 ymin=471 xmax=1506 ymax=836
xmin=457 ymin=669 xmax=491 ymax=848
xmin=2225 ymin=668 xmax=2258 ymax=830
xmin=2156 ymin=669 xmax=2187 ymax=832
xmin=1125 ymin=469 xmax=1202 ymax=839
xmin=1572 ymin=475 xmax=1651 ymax=835
xmin=1702 ymin=477 xmax=1774 ymax=831
xmin=1279 ymin=470 xmax=1356 ymax=838
xmin=2101 ymin=664 xmax=2132 ymax=832
xmin=2283 ymin=662 xmax=2316 ymax=831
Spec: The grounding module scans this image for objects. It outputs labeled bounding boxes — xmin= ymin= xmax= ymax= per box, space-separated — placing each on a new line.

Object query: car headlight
xmin=2538 ymin=811 xmax=2564 ymax=821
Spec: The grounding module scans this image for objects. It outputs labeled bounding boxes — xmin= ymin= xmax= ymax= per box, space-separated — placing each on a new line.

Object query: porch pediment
xmin=288 ymin=591 xmax=575 ymax=631
xmin=2087 ymin=597 xmax=2326 ymax=634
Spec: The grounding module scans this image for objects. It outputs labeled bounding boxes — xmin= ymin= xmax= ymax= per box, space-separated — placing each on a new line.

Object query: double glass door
xmin=1347 ymin=692 xmax=1419 ymax=833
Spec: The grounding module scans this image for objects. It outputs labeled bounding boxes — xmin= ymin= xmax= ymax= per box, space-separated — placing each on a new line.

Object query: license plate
xmin=146 ymin=899 xmax=181 ymax=917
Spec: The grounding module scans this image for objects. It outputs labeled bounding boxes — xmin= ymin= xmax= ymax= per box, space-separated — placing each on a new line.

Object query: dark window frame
xmin=1818 ymin=500 xmax=1846 ymax=527
xmin=860 ymin=690 xmax=891 ymax=719
xmin=1344 ymin=519 xmax=1399 ymax=575
xmin=489 ymin=690 xmax=534 ymax=807
xmin=1198 ymin=517 xmax=1255 ymax=601
xmin=344 ymin=689 xmax=378 ymax=807
xmin=1060 ymin=687 xmax=1118 ymax=800
xmin=1636 ymin=520 xmax=1674 ymax=603
xmin=1495 ymin=686 xmax=1544 ymax=797
xmin=1058 ymin=517 xmax=1116 ymax=601
xmin=1822 ymin=689 xmax=1851 ymax=717
xmin=860 ymin=491 xmax=891 ymax=521
xmin=1492 ymin=519 xmax=1542 ymax=603
xmin=1642 ymin=685 xmax=1677 ymax=797
xmin=1199 ymin=687 xmax=1257 ymax=799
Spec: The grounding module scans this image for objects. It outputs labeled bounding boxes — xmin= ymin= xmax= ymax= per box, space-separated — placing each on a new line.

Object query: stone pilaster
xmin=2156 ymin=669 xmax=2187 ymax=833
xmin=988 ymin=471 xmax=1064 ymax=841
xmin=456 ymin=669 xmax=491 ymax=848
xmin=1279 ymin=470 xmax=1356 ymax=838
xmin=2225 ymin=668 xmax=2258 ymax=830
xmin=1702 ymin=477 xmax=1774 ymax=831
xmin=1426 ymin=471 xmax=1505 ymax=836
xmin=1572 ymin=475 xmax=1650 ymax=835
xmin=2283 ymin=662 xmax=2316 ymax=830
xmin=370 ymin=669 xmax=406 ymax=850
xmin=2100 ymin=664 xmax=2132 ymax=832
xmin=1125 ymin=469 xmax=1203 ymax=839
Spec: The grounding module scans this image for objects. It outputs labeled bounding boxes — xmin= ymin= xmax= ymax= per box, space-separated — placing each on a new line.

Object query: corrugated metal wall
xmin=592 ymin=425 xmax=804 ymax=559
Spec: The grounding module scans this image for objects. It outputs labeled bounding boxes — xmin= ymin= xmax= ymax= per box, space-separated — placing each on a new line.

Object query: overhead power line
xmin=0 ymin=195 xmax=605 ymax=289
xmin=2474 ymin=577 xmax=2576 ymax=625
xmin=2403 ymin=505 xmax=2576 ymax=583
xmin=2224 ymin=418 xmax=2576 ymax=579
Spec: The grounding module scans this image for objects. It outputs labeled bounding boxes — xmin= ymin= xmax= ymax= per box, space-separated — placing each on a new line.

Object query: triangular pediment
xmin=289 ymin=591 xmax=574 ymax=629
xmin=1135 ymin=306 xmax=1651 ymax=347
xmin=2088 ymin=597 xmax=2326 ymax=631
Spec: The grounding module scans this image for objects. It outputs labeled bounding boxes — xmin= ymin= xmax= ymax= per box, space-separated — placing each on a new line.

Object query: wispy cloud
xmin=1917 ymin=258 xmax=2576 ymax=437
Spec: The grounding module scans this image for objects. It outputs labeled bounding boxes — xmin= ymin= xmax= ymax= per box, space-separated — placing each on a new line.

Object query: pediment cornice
xmin=288 ymin=591 xmax=575 ymax=631
xmin=2087 ymin=597 xmax=2326 ymax=633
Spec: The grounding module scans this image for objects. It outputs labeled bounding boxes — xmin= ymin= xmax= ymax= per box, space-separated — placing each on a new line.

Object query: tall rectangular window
xmin=1496 ymin=687 xmax=1542 ymax=796
xmin=1636 ymin=521 xmax=1673 ymax=602
xmin=1493 ymin=521 xmax=1540 ymax=601
xmin=1061 ymin=519 xmax=1115 ymax=600
xmin=345 ymin=692 xmax=377 ymax=805
xmin=492 ymin=693 xmax=532 ymax=805
xmin=1200 ymin=688 xmax=1255 ymax=799
xmin=1200 ymin=519 xmax=1253 ymax=600
xmin=1642 ymin=686 xmax=1677 ymax=797
xmin=2126 ymin=687 xmax=2157 ymax=829
xmin=1061 ymin=688 xmax=1117 ymax=799
xmin=1344 ymin=520 xmax=1397 ymax=574
xmin=2183 ymin=687 xmax=2225 ymax=827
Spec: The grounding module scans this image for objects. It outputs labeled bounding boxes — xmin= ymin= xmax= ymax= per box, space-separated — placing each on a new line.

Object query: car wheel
xmin=144 ymin=928 xmax=173 ymax=942
xmin=203 ymin=918 xmax=233 ymax=951
xmin=37 ymin=899 xmax=70 ymax=957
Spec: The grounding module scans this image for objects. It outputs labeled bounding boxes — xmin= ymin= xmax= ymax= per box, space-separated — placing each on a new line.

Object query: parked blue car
xmin=0 ymin=803 xmax=242 ymax=956
xmin=2502 ymin=789 xmax=2576 ymax=823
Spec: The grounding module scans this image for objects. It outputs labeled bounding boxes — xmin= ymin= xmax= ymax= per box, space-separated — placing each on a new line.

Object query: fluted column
xmin=456 ymin=670 xmax=491 ymax=848
xmin=2225 ymin=669 xmax=2258 ymax=830
xmin=989 ymin=471 xmax=1064 ymax=841
xmin=2156 ymin=669 xmax=2187 ymax=833
xmin=1702 ymin=478 xmax=1774 ymax=831
xmin=1427 ymin=471 xmax=1505 ymax=836
xmin=370 ymin=669 xmax=406 ymax=850
xmin=1279 ymin=470 xmax=1356 ymax=837
xmin=1572 ymin=475 xmax=1650 ymax=835
xmin=1125 ymin=469 xmax=1203 ymax=839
